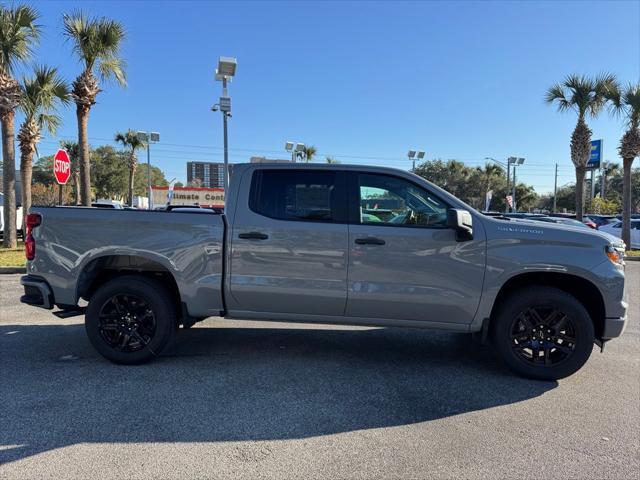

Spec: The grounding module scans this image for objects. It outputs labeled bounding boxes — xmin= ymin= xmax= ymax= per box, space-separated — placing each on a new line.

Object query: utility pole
xmin=506 ymin=161 xmax=511 ymax=213
xmin=512 ymin=166 xmax=517 ymax=212
xmin=553 ymin=163 xmax=558 ymax=213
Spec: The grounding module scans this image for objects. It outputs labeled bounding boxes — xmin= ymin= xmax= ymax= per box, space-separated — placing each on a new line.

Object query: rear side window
xmin=249 ymin=170 xmax=343 ymax=222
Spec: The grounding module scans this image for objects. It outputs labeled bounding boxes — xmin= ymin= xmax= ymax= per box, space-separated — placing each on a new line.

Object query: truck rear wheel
xmin=85 ymin=275 xmax=176 ymax=365
xmin=491 ymin=286 xmax=595 ymax=380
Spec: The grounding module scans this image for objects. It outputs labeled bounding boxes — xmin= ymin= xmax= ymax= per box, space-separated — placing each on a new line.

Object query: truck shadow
xmin=0 ymin=322 xmax=556 ymax=465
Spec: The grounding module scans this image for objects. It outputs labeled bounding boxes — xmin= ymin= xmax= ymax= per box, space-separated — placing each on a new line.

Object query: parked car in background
xmin=548 ymin=212 xmax=597 ymax=229
xmin=585 ymin=215 xmax=618 ymax=229
xmin=518 ymin=216 xmax=622 ymax=246
xmin=599 ymin=219 xmax=640 ymax=249
xmin=0 ymin=192 xmax=24 ymax=238
xmin=92 ymin=201 xmax=124 ymax=209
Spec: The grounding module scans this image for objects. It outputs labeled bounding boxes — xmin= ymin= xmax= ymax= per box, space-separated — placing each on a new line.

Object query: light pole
xmin=285 ymin=141 xmax=306 ymax=162
xmin=136 ymin=131 xmax=160 ymax=209
xmin=485 ymin=157 xmax=511 ymax=212
xmin=408 ymin=149 xmax=425 ymax=172
xmin=212 ymin=56 xmax=237 ymax=194
xmin=508 ymin=157 xmax=525 ymax=211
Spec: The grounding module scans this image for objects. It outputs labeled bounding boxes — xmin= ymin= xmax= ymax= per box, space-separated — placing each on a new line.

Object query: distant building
xmin=186 ymin=162 xmax=234 ymax=188
xmin=187 ymin=158 xmax=291 ymax=187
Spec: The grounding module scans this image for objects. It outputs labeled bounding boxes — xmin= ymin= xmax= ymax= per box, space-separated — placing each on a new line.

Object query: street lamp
xmin=508 ymin=156 xmax=525 ymax=211
xmin=408 ymin=149 xmax=425 ymax=172
xmin=212 ymin=56 xmax=237 ymax=193
xmin=285 ymin=141 xmax=306 ymax=163
xmin=136 ymin=131 xmax=160 ymax=210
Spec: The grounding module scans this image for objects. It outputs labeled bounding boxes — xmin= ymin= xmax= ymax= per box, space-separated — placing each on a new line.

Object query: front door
xmin=229 ymin=169 xmax=349 ymax=316
xmin=346 ymin=172 xmax=486 ymax=325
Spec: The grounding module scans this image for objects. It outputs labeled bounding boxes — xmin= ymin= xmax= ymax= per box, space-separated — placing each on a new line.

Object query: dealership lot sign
xmin=151 ymin=186 xmax=225 ymax=207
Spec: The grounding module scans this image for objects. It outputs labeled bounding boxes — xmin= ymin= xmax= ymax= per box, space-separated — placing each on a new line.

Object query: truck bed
xmin=27 ymin=207 xmax=226 ymax=318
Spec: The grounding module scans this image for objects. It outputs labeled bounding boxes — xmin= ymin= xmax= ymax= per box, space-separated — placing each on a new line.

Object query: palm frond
xmin=63 ymin=10 xmax=126 ymax=84
xmin=0 ymin=4 xmax=41 ymax=75
xmin=114 ymin=129 xmax=146 ymax=152
xmin=19 ymin=65 xmax=69 ymax=132
xmin=623 ymin=83 xmax=640 ymax=130
xmin=37 ymin=112 xmax=61 ymax=136
xmin=98 ymin=56 xmax=126 ymax=86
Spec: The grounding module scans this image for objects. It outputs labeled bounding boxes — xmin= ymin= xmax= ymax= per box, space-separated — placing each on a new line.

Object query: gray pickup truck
xmin=20 ymin=163 xmax=628 ymax=379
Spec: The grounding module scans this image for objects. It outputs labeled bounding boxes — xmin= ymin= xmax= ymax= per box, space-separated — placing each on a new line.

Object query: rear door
xmin=345 ymin=171 xmax=486 ymax=325
xmin=228 ymin=168 xmax=349 ymax=316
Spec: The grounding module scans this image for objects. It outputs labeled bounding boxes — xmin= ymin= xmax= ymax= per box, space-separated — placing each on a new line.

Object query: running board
xmin=53 ymin=307 xmax=86 ymax=319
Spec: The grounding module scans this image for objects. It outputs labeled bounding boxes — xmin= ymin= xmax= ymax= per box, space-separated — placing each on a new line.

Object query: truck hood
xmin=489 ymin=216 xmax=625 ymax=249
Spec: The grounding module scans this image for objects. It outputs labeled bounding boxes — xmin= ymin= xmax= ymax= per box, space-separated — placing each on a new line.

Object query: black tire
xmin=85 ymin=275 xmax=177 ymax=365
xmin=491 ymin=286 xmax=595 ymax=380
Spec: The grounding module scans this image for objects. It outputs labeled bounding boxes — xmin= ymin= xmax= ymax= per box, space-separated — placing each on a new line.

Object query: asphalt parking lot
xmin=0 ymin=266 xmax=638 ymax=480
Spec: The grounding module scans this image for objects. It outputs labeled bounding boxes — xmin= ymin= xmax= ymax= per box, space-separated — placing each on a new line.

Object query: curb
xmin=0 ymin=266 xmax=26 ymax=274
xmin=625 ymin=256 xmax=640 ymax=262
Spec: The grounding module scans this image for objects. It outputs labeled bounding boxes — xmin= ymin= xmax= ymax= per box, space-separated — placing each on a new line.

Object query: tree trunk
xmin=2 ymin=112 xmax=17 ymax=248
xmin=128 ymin=165 xmax=135 ymax=206
xmin=575 ymin=167 xmax=586 ymax=222
xmin=622 ymin=158 xmax=632 ymax=250
xmin=73 ymin=171 xmax=80 ymax=205
xmin=20 ymin=148 xmax=34 ymax=232
xmin=77 ymin=106 xmax=92 ymax=206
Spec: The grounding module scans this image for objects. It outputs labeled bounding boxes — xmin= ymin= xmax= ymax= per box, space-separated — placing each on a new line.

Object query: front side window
xmin=250 ymin=170 xmax=340 ymax=222
xmin=357 ymin=173 xmax=448 ymax=227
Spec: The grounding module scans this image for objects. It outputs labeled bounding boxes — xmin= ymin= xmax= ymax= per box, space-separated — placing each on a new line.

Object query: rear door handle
xmin=354 ymin=237 xmax=385 ymax=245
xmin=238 ymin=232 xmax=269 ymax=240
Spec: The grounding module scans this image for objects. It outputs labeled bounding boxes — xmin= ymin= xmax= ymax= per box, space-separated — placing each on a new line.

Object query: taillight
xmin=25 ymin=213 xmax=41 ymax=261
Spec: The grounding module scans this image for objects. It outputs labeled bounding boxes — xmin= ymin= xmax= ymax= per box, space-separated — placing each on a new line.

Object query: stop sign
xmin=53 ymin=149 xmax=71 ymax=185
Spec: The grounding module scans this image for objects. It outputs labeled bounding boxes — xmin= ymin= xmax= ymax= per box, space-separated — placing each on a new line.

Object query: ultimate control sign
xmin=151 ymin=186 xmax=225 ymax=208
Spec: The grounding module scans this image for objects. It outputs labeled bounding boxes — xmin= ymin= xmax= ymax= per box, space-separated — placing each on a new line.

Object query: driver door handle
xmin=355 ymin=237 xmax=385 ymax=245
xmin=238 ymin=231 xmax=269 ymax=240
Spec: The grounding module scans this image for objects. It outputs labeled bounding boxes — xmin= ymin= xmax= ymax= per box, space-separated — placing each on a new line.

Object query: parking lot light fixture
xmin=215 ymin=56 xmax=237 ymax=193
xmin=136 ymin=131 xmax=160 ymax=210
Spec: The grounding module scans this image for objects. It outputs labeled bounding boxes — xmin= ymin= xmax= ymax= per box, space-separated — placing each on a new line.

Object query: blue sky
xmin=18 ymin=0 xmax=640 ymax=193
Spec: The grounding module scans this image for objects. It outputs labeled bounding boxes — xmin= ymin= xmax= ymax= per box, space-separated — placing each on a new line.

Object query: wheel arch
xmin=76 ymin=254 xmax=182 ymax=313
xmin=489 ymin=272 xmax=606 ymax=340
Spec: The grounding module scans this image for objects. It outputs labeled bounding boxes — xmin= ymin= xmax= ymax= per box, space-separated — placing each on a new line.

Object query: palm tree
xmin=606 ymin=82 xmax=640 ymax=249
xmin=601 ymin=162 xmax=620 ymax=198
xmin=114 ymin=130 xmax=146 ymax=205
xmin=480 ymin=163 xmax=504 ymax=210
xmin=297 ymin=145 xmax=316 ymax=162
xmin=545 ymin=73 xmax=615 ymax=221
xmin=60 ymin=140 xmax=80 ymax=204
xmin=0 ymin=4 xmax=40 ymax=248
xmin=325 ymin=156 xmax=340 ymax=164
xmin=115 ymin=130 xmax=147 ymax=205
xmin=18 ymin=66 xmax=69 ymax=222
xmin=64 ymin=11 xmax=126 ymax=206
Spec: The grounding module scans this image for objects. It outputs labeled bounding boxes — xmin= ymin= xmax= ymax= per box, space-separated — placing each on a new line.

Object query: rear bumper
xmin=20 ymin=275 xmax=54 ymax=310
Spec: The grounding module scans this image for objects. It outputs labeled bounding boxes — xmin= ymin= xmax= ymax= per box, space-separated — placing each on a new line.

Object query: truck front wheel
xmin=491 ymin=286 xmax=595 ymax=380
xmin=85 ymin=275 xmax=176 ymax=364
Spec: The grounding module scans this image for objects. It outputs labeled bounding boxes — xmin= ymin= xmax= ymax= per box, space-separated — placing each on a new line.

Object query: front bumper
xmin=20 ymin=275 xmax=54 ymax=309
xmin=602 ymin=314 xmax=628 ymax=340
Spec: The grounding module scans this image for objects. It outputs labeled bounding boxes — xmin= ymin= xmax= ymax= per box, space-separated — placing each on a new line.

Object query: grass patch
xmin=626 ymin=249 xmax=640 ymax=257
xmin=0 ymin=241 xmax=26 ymax=267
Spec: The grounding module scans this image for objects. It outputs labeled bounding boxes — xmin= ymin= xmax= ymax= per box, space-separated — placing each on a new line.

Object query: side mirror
xmin=447 ymin=209 xmax=473 ymax=241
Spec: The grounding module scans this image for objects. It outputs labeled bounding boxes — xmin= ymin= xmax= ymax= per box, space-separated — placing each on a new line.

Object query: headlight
xmin=605 ymin=245 xmax=625 ymax=265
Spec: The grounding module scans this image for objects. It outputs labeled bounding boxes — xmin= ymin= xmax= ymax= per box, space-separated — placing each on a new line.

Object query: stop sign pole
xmin=53 ymin=149 xmax=71 ymax=205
